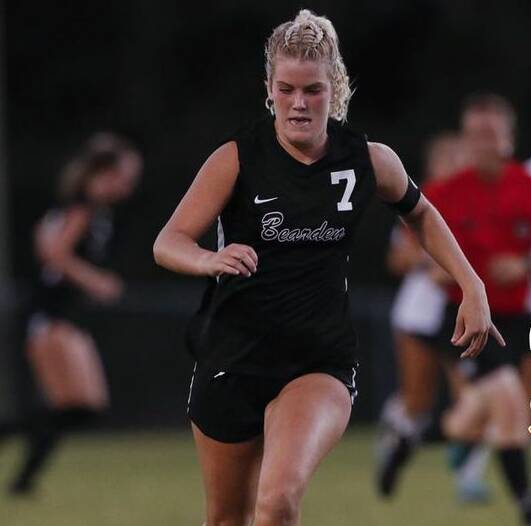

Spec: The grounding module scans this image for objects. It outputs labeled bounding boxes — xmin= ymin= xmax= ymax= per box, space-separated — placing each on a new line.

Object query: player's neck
xmin=274 ymin=124 xmax=328 ymax=165
xmin=474 ymin=158 xmax=505 ymax=181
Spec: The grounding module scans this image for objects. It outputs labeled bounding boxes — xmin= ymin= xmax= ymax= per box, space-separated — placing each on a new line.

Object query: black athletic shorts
xmin=437 ymin=303 xmax=531 ymax=379
xmin=187 ymin=362 xmax=359 ymax=443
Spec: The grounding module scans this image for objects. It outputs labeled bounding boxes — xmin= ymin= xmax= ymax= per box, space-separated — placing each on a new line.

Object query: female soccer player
xmin=2 ymin=133 xmax=141 ymax=494
xmin=154 ymin=10 xmax=503 ymax=526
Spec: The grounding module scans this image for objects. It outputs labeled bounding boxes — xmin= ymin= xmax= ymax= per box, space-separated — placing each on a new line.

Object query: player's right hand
xmin=199 ymin=244 xmax=258 ymax=277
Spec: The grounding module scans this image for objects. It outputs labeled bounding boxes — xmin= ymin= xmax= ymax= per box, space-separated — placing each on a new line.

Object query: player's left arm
xmin=368 ymin=142 xmax=505 ymax=358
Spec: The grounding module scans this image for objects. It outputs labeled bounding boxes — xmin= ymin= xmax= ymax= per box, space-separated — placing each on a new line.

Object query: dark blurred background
xmin=2 ymin=0 xmax=531 ymax=428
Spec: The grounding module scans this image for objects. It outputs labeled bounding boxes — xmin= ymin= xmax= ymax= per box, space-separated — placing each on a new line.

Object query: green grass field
xmin=0 ymin=428 xmax=519 ymax=525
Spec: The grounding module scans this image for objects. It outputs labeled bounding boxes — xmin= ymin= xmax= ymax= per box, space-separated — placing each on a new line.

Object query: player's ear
xmin=265 ymin=79 xmax=272 ymax=100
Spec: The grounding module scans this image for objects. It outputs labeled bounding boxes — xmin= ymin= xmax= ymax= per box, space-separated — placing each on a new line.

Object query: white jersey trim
xmin=216 ymin=217 xmax=225 ymax=283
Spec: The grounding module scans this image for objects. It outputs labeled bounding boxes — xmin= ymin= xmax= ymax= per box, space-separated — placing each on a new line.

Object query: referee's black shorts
xmin=437 ymin=303 xmax=530 ymax=379
xmin=187 ymin=362 xmax=359 ymax=443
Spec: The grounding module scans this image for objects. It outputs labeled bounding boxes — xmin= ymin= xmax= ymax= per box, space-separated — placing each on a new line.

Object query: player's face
xmin=461 ymin=110 xmax=514 ymax=170
xmin=268 ymin=55 xmax=332 ymax=147
xmin=425 ymin=137 xmax=467 ymax=182
xmin=86 ymin=157 xmax=141 ymax=204
xmin=114 ymin=152 xmax=142 ymax=200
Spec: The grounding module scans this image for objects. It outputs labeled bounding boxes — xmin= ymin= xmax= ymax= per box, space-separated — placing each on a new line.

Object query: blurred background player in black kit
xmin=385 ymin=133 xmax=465 ymax=431
xmin=380 ymin=131 xmax=495 ymax=503
xmin=0 ymin=133 xmax=142 ymax=494
xmin=379 ymin=131 xmax=494 ymax=503
xmin=378 ymin=94 xmax=531 ymax=526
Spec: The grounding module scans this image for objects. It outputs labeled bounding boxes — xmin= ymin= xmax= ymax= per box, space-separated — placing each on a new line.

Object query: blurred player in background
xmin=433 ymin=94 xmax=531 ymax=526
xmin=0 ymin=133 xmax=142 ymax=494
xmin=386 ymin=133 xmax=465 ymax=428
xmin=380 ymin=93 xmax=531 ymax=525
xmin=154 ymin=10 xmax=503 ymax=525
xmin=377 ymin=131 xmax=494 ymax=503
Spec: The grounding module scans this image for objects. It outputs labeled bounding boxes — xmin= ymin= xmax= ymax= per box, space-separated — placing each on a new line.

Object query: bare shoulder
xmin=202 ymin=140 xmax=238 ymax=175
xmin=368 ymin=142 xmax=409 ymax=202
xmin=368 ymin=142 xmax=403 ymax=174
xmin=36 ymin=203 xmax=91 ymax=239
xmin=156 ymin=140 xmax=240 ymax=241
xmin=187 ymin=140 xmax=239 ymax=196
xmin=34 ymin=203 xmax=92 ymax=262
xmin=185 ymin=140 xmax=239 ymax=201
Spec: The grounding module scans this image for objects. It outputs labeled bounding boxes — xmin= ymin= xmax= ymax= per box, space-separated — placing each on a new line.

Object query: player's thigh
xmin=395 ymin=332 xmax=439 ymax=415
xmin=257 ymin=373 xmax=351 ymax=504
xmin=27 ymin=320 xmax=108 ymax=409
xmin=520 ymin=354 xmax=531 ymax=400
xmin=192 ymin=423 xmax=263 ymax=524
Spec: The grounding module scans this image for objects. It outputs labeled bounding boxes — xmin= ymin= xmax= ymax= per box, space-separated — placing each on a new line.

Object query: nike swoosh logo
xmin=254 ymin=195 xmax=279 ymax=204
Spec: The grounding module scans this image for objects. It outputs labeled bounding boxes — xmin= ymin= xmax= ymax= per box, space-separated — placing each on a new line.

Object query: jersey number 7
xmin=331 ymin=170 xmax=356 ymax=212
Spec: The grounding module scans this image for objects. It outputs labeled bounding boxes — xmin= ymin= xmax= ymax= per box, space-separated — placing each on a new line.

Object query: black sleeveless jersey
xmin=187 ymin=116 xmax=376 ymax=376
xmin=34 ymin=197 xmax=114 ymax=318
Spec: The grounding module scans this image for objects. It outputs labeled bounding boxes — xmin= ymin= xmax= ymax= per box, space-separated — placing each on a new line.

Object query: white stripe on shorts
xmin=351 ymin=365 xmax=358 ymax=405
xmin=187 ymin=362 xmax=198 ymax=413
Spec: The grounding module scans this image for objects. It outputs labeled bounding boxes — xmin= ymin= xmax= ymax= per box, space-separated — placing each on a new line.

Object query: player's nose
xmin=292 ymin=91 xmax=307 ymax=110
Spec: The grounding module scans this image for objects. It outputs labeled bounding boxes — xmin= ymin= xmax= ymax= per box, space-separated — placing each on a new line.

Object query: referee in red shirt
xmin=426 ymin=95 xmax=530 ymax=383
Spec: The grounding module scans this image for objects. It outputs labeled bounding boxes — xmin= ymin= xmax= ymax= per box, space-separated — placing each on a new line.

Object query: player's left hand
xmin=488 ymin=255 xmax=527 ymax=286
xmin=451 ymin=291 xmax=506 ymax=359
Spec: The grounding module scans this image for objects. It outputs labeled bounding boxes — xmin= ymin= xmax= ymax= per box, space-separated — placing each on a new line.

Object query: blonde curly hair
xmin=265 ymin=9 xmax=352 ymax=123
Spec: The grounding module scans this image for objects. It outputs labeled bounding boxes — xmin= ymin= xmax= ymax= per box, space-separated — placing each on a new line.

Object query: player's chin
xmin=285 ymin=127 xmax=316 ymax=146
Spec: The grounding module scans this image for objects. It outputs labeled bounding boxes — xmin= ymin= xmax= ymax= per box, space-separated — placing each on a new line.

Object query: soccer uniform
xmin=389 ymin=225 xmax=448 ymax=342
xmin=425 ymin=163 xmax=531 ymax=378
xmin=187 ymin=116 xmax=376 ymax=442
xmin=28 ymin=196 xmax=115 ymax=336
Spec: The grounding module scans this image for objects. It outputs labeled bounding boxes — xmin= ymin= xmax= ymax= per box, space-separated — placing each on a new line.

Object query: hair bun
xmin=265 ymin=9 xmax=352 ymax=122
xmin=285 ymin=15 xmax=324 ymax=49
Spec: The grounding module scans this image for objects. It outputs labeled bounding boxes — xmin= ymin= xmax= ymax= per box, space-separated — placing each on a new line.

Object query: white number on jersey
xmin=331 ymin=169 xmax=356 ymax=211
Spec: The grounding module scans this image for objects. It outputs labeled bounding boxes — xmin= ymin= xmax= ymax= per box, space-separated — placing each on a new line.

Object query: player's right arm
xmin=153 ymin=142 xmax=258 ymax=277
xmin=35 ymin=205 xmax=122 ymax=303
